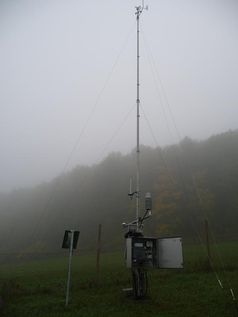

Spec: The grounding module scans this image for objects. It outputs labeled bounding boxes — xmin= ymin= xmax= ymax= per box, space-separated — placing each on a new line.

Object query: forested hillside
xmin=1 ymin=130 xmax=238 ymax=259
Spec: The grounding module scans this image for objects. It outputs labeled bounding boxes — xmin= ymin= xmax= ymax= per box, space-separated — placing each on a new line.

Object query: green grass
xmin=1 ymin=242 xmax=238 ymax=317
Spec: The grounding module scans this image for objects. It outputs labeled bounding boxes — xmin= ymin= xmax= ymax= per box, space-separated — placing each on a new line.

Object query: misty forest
xmin=1 ymin=130 xmax=238 ymax=260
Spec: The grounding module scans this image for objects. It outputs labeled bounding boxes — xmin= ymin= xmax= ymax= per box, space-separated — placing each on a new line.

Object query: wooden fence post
xmin=96 ymin=224 xmax=102 ymax=280
xmin=205 ymin=219 xmax=211 ymax=268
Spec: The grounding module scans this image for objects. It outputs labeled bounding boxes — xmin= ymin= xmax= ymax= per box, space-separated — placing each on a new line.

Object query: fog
xmin=0 ymin=0 xmax=238 ymax=191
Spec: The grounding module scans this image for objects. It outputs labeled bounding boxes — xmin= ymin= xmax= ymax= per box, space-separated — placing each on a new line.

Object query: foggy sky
xmin=1 ymin=0 xmax=238 ymax=191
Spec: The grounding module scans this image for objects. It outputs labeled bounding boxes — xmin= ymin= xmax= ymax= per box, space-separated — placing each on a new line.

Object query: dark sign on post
xmin=62 ymin=230 xmax=80 ymax=249
xmin=62 ymin=229 xmax=80 ymax=306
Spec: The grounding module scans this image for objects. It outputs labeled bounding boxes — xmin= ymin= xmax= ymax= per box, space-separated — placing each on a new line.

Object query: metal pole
xmin=136 ymin=6 xmax=141 ymax=231
xmin=66 ymin=230 xmax=74 ymax=306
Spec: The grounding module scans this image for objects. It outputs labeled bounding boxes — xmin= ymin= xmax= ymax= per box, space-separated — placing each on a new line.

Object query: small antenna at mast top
xmin=135 ymin=1 xmax=148 ymax=15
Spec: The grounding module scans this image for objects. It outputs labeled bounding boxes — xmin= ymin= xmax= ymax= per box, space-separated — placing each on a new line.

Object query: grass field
xmin=1 ymin=241 xmax=238 ymax=317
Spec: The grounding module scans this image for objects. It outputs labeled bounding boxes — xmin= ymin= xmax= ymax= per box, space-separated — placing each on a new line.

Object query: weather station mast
xmin=135 ymin=1 xmax=148 ymax=231
xmin=128 ymin=1 xmax=149 ymax=232
xmin=123 ymin=1 xmax=183 ymax=300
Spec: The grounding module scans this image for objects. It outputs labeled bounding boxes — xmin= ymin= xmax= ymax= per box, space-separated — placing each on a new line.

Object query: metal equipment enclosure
xmin=158 ymin=237 xmax=183 ymax=269
xmin=126 ymin=236 xmax=183 ymax=269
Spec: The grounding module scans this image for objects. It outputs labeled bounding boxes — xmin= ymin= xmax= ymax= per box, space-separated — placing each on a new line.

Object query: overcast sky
xmin=0 ymin=0 xmax=238 ymax=191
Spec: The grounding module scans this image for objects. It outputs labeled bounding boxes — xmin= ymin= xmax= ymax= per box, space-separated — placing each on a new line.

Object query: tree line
xmin=0 ymin=130 xmax=238 ymax=258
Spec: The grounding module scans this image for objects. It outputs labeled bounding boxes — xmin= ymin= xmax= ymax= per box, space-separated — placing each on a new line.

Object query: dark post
xmin=96 ymin=224 xmax=102 ymax=279
xmin=205 ymin=219 xmax=211 ymax=267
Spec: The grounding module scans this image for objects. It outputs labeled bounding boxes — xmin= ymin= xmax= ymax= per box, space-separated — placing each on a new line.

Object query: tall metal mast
xmin=135 ymin=3 xmax=145 ymax=230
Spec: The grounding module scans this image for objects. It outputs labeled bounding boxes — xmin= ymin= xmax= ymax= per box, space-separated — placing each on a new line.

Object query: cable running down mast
xmin=135 ymin=2 xmax=147 ymax=230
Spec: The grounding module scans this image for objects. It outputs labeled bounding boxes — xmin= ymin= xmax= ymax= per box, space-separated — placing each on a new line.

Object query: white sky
xmin=0 ymin=0 xmax=238 ymax=191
